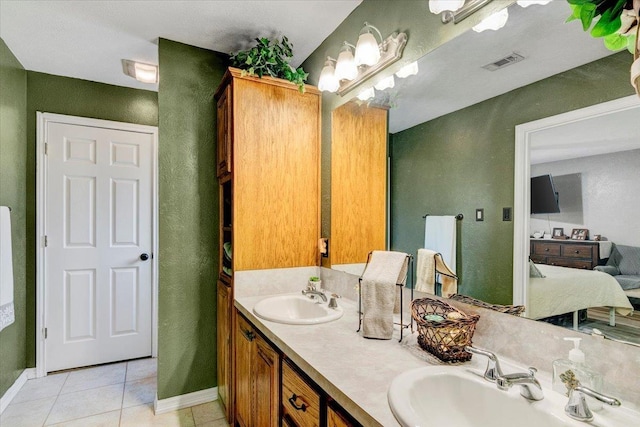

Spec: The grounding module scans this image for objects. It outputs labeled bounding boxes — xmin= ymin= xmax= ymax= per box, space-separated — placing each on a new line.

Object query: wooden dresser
xmin=530 ymin=239 xmax=599 ymax=270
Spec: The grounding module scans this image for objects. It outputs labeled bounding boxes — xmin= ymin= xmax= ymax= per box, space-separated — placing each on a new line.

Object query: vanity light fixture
xmin=318 ymin=57 xmax=340 ymax=92
xmin=395 ymin=61 xmax=419 ymax=78
xmin=357 ymin=87 xmax=375 ymax=101
xmin=355 ymin=22 xmax=382 ymax=66
xmin=516 ymin=0 xmax=551 ymax=7
xmin=432 ymin=0 xmax=495 ymax=25
xmin=122 ymin=59 xmax=158 ymax=84
xmin=472 ymin=7 xmax=509 ymax=32
xmin=429 ymin=0 xmax=465 ymax=15
xmin=317 ymin=22 xmax=407 ymax=96
xmin=374 ymin=75 xmax=395 ymax=91
xmin=335 ymin=42 xmax=358 ymax=81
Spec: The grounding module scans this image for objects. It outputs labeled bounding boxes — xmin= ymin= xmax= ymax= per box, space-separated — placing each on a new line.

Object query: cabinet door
xmin=235 ymin=314 xmax=254 ymax=427
xmin=327 ymin=406 xmax=353 ymax=427
xmin=216 ymin=282 xmax=231 ymax=420
xmin=254 ymin=335 xmax=280 ymax=427
xmin=217 ymin=84 xmax=232 ymax=177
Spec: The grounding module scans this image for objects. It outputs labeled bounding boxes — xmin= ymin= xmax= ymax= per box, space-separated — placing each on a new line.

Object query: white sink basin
xmin=388 ymin=365 xmax=639 ymax=427
xmin=253 ymin=294 xmax=343 ymax=325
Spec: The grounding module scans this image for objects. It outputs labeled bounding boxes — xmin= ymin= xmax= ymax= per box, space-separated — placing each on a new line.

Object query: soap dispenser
xmin=552 ymin=337 xmax=604 ymax=410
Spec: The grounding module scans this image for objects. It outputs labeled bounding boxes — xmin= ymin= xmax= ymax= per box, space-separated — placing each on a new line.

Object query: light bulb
xmin=357 ymin=87 xmax=375 ymax=101
xmin=355 ymin=31 xmax=380 ymax=66
xmin=335 ymin=43 xmax=358 ymax=81
xmin=395 ymin=61 xmax=419 ymax=78
xmin=374 ymin=75 xmax=395 ymax=91
xmin=516 ymin=0 xmax=551 ymax=7
xmin=318 ymin=58 xmax=339 ymax=92
xmin=472 ymin=8 xmax=509 ymax=33
xmin=428 ymin=0 xmax=465 ymax=14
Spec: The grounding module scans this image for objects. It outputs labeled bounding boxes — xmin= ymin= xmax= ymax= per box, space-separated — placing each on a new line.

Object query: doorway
xmin=36 ymin=113 xmax=158 ymax=376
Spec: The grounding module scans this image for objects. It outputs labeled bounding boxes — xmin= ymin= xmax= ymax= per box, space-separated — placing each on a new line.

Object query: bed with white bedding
xmin=527 ymin=264 xmax=633 ymax=322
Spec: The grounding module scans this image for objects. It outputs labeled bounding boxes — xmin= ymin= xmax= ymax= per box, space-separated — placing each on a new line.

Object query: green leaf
xmin=591 ymin=10 xmax=622 ymax=37
xmin=603 ymin=33 xmax=628 ymax=50
xmin=580 ymin=3 xmax=597 ymax=31
xmin=627 ymin=33 xmax=637 ymax=53
xmin=567 ymin=0 xmax=595 ymax=4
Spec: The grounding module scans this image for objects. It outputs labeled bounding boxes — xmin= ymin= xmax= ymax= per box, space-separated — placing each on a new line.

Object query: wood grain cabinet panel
xmin=216 ymin=281 xmax=232 ymax=420
xmin=331 ymin=102 xmax=388 ymax=266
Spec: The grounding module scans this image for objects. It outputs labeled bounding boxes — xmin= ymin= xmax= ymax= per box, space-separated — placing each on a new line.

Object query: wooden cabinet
xmin=216 ymin=281 xmax=232 ymax=420
xmin=282 ymin=359 xmax=321 ymax=427
xmin=530 ymin=239 xmax=599 ymax=270
xmin=331 ymin=102 xmax=388 ymax=266
xmin=327 ymin=405 xmax=357 ymax=427
xmin=215 ymin=68 xmax=321 ymax=425
xmin=235 ymin=313 xmax=280 ymax=427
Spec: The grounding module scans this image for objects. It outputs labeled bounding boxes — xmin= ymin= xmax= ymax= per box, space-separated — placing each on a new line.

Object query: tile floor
xmin=0 ymin=358 xmax=229 ymax=427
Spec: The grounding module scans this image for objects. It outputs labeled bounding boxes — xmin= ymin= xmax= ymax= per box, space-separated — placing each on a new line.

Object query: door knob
xmin=140 ymin=253 xmax=150 ymax=261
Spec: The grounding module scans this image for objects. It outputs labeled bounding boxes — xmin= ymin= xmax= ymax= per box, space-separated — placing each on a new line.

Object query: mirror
xmin=328 ymin=1 xmax=640 ymax=345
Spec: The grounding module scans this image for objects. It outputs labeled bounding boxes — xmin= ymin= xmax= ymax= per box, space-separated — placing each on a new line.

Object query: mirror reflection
xmin=329 ymin=1 xmax=640 ymax=345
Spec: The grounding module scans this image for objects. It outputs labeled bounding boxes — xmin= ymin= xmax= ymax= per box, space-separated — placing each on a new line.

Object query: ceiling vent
xmin=482 ymin=53 xmax=525 ymax=71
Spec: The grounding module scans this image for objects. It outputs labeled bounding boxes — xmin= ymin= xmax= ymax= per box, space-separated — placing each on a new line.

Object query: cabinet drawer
xmin=532 ymin=242 xmax=560 ymax=256
xmin=561 ymin=244 xmax=594 ymax=259
xmin=529 ymin=255 xmax=546 ymax=264
xmin=546 ymin=257 xmax=592 ymax=270
xmin=282 ymin=360 xmax=320 ymax=427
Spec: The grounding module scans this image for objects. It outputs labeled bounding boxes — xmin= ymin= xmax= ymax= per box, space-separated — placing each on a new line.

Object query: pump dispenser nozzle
xmin=564 ymin=337 xmax=585 ymax=364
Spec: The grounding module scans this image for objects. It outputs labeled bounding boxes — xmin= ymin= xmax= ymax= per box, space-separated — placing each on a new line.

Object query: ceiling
xmin=0 ymin=0 xmax=363 ymax=91
xmin=1 ymin=0 xmax=637 ymax=155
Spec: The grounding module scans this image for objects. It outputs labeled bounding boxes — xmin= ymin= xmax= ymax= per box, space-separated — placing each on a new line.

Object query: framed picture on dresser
xmin=571 ymin=228 xmax=589 ymax=240
xmin=552 ymin=227 xmax=564 ymax=238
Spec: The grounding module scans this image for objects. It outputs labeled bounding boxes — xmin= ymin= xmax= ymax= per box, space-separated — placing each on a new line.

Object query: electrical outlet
xmin=476 ymin=209 xmax=484 ymax=221
xmin=503 ymin=207 xmax=512 ymax=221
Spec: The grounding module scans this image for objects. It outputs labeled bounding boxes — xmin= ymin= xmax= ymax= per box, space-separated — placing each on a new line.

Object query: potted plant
xmin=230 ymin=36 xmax=309 ymax=93
xmin=308 ymin=276 xmax=321 ymax=290
xmin=566 ymin=0 xmax=639 ymax=52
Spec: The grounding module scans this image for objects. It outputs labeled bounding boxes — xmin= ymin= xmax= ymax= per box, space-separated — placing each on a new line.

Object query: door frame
xmin=512 ymin=95 xmax=640 ymax=311
xmin=36 ymin=112 xmax=159 ymax=377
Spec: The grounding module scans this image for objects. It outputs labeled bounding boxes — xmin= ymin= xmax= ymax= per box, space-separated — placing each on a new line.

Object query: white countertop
xmin=235 ymin=292 xmax=485 ymax=426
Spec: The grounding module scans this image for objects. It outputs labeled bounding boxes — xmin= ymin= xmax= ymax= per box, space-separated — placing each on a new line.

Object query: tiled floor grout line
xmin=41 ymin=372 xmax=70 ymax=426
xmin=119 ymin=361 xmax=129 ymax=426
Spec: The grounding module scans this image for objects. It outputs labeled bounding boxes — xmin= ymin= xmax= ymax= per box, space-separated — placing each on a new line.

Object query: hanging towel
xmin=0 ymin=206 xmax=15 ymax=332
xmin=424 ymin=215 xmax=457 ymax=273
xmin=361 ymin=251 xmax=408 ymax=340
xmin=415 ymin=248 xmax=458 ymax=295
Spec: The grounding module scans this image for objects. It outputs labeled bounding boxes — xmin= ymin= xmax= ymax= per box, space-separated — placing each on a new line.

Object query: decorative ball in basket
xmin=411 ymin=297 xmax=480 ymax=362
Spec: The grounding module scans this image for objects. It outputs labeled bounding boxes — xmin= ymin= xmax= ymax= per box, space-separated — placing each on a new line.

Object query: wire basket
xmin=411 ymin=297 xmax=479 ymax=362
xmin=448 ymin=294 xmax=525 ymax=316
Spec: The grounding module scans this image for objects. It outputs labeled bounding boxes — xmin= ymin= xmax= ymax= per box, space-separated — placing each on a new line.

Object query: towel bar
xmin=356 ymin=252 xmax=414 ymax=342
xmin=422 ymin=213 xmax=463 ymax=220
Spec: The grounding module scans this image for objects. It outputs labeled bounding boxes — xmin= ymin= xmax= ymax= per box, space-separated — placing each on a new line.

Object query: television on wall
xmin=531 ymin=174 xmax=560 ymax=214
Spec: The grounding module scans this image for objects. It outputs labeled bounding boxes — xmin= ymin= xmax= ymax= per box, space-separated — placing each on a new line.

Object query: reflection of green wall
xmin=390 ymin=52 xmax=634 ymax=304
xmin=0 ymin=38 xmax=27 ymax=397
xmin=157 ymin=38 xmax=228 ymax=399
xmin=25 ymin=72 xmax=158 ymax=367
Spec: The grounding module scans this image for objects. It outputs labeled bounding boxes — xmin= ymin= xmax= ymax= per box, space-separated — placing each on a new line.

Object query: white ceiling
xmin=0 ymin=0 xmax=362 ymax=91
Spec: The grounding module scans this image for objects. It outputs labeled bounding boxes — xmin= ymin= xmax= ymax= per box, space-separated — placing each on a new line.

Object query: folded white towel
xmin=361 ymin=251 xmax=408 ymax=340
xmin=1 ymin=206 xmax=15 ymax=332
xmin=424 ymin=215 xmax=457 ymax=273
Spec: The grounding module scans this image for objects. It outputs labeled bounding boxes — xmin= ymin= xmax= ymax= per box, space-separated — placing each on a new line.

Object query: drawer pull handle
xmin=575 ymin=250 xmax=580 ymax=254
xmin=242 ymin=329 xmax=255 ymax=342
xmin=544 ymin=248 xmax=549 ymax=252
xmin=288 ymin=394 xmax=307 ymax=412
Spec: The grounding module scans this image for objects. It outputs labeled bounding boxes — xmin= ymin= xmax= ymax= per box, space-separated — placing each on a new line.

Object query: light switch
xmin=503 ymin=207 xmax=512 ymax=221
xmin=476 ymin=209 xmax=484 ymax=221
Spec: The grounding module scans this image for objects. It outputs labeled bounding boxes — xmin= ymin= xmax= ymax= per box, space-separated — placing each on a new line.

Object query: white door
xmin=45 ymin=121 xmax=153 ymax=372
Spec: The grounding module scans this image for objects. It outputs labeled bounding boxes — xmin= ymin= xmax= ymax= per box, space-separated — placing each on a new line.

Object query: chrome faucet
xmin=302 ymin=283 xmax=327 ymax=302
xmin=465 ymin=346 xmax=544 ymax=401
xmin=565 ymin=386 xmax=621 ymax=422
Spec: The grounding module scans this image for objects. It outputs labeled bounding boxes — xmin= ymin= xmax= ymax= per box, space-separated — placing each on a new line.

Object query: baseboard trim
xmin=154 ymin=387 xmax=218 ymax=414
xmin=1 ymin=368 xmax=36 ymax=414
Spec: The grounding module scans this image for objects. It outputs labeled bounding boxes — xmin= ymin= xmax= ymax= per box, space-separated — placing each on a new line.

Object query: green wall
xmin=25 ymin=72 xmax=158 ymax=367
xmin=390 ymin=52 xmax=635 ymax=304
xmin=157 ymin=38 xmax=228 ymax=399
xmin=0 ymin=38 xmax=27 ymax=397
